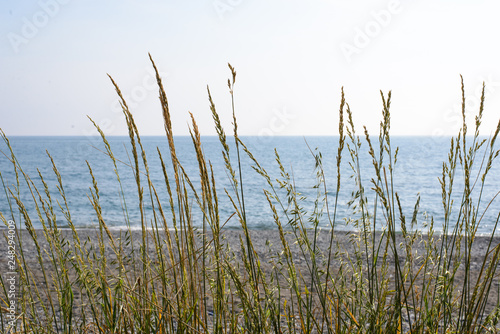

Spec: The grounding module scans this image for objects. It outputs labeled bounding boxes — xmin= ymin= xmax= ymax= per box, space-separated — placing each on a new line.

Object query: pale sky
xmin=1 ymin=0 xmax=500 ymax=137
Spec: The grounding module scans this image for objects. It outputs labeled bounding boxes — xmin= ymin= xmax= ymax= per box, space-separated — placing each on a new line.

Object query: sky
xmin=1 ymin=0 xmax=500 ymax=137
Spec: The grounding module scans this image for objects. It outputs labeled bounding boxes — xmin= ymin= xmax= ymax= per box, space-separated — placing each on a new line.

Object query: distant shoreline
xmin=3 ymin=226 xmax=500 ymax=238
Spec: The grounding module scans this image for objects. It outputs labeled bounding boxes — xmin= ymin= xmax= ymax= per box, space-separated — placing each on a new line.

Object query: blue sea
xmin=1 ymin=136 xmax=499 ymax=233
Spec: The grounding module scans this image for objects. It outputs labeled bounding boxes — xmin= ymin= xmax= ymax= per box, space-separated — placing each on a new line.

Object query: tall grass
xmin=1 ymin=59 xmax=500 ymax=333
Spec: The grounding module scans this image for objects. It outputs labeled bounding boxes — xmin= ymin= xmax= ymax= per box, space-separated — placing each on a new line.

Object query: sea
xmin=1 ymin=136 xmax=499 ymax=234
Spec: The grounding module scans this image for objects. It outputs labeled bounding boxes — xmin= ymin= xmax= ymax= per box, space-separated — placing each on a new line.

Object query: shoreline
xmin=3 ymin=225 xmax=500 ymax=237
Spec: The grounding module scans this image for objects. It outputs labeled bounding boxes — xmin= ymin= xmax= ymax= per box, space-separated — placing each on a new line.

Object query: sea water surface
xmin=1 ymin=136 xmax=499 ymax=233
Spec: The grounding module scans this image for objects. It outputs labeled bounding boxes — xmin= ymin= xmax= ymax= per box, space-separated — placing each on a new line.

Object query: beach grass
xmin=1 ymin=57 xmax=500 ymax=333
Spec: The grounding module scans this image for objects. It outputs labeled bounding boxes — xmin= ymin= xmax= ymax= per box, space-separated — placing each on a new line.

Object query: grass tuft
xmin=0 ymin=63 xmax=499 ymax=333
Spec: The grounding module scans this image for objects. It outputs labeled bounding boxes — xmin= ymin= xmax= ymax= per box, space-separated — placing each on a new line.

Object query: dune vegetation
xmin=1 ymin=56 xmax=500 ymax=333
